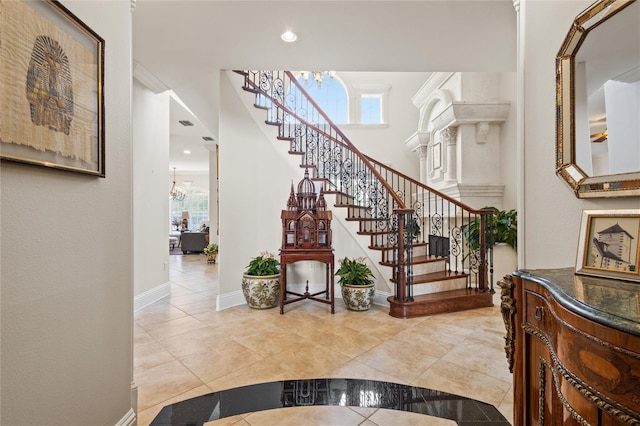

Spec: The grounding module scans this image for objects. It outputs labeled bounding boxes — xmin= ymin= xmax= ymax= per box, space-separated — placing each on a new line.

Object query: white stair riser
xmin=411 ymin=260 xmax=448 ymax=275
xmin=412 ymin=277 xmax=467 ymax=296
xmin=381 ymin=245 xmax=429 ymax=262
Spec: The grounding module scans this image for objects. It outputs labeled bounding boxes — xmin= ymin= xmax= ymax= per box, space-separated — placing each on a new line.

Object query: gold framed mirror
xmin=556 ymin=0 xmax=640 ymax=198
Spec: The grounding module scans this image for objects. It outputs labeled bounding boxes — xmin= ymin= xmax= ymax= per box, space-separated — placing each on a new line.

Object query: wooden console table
xmin=499 ymin=269 xmax=640 ymax=425
xmin=279 ymin=248 xmax=334 ymax=314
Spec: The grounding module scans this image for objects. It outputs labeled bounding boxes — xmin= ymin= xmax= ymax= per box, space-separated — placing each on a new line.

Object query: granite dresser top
xmin=514 ymin=268 xmax=640 ymax=337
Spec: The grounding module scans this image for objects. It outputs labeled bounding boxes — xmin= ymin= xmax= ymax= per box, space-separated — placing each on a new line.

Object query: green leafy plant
xmin=203 ymin=243 xmax=219 ymax=255
xmin=245 ymin=251 xmax=280 ymax=276
xmin=335 ymin=257 xmax=375 ymax=286
xmin=463 ymin=207 xmax=517 ymax=253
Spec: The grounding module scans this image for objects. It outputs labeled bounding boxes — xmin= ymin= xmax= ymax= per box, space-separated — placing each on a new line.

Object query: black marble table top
xmin=150 ymin=378 xmax=510 ymax=425
xmin=513 ymin=268 xmax=640 ymax=337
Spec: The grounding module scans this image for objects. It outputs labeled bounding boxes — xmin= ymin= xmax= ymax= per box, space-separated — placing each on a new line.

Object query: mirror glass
xmin=556 ymin=0 xmax=640 ymax=198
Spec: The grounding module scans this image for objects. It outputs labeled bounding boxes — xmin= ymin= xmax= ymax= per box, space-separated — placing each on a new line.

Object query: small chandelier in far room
xmin=169 ymin=167 xmax=186 ymax=201
xmin=300 ymin=71 xmax=335 ymax=88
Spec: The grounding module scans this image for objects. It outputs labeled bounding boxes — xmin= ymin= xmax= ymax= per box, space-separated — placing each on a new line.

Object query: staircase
xmin=235 ymin=70 xmax=495 ymax=319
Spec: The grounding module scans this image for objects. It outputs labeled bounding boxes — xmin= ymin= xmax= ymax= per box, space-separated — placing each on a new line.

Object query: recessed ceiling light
xmin=183 ymin=150 xmax=191 ymax=154
xmin=281 ymin=31 xmax=297 ymax=42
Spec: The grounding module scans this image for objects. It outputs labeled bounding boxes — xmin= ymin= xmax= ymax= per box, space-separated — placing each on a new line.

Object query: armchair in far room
xmin=180 ymin=232 xmax=208 ymax=254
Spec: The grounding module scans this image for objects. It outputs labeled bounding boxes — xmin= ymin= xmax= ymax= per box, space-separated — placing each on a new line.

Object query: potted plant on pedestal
xmin=241 ymin=251 xmax=280 ymax=309
xmin=336 ymin=257 xmax=376 ymax=311
xmin=203 ymin=243 xmax=218 ymax=264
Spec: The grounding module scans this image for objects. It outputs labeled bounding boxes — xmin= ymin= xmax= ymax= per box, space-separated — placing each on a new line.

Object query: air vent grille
xmin=202 ymin=136 xmax=214 ymax=141
xmin=179 ymin=120 xmax=194 ymax=126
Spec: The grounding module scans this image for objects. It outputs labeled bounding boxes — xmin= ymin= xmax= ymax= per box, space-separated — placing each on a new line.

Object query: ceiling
xmin=131 ymin=0 xmax=517 ymax=174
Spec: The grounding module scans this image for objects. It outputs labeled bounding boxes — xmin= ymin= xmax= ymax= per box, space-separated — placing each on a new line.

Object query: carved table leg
xmin=497 ymin=275 xmax=516 ymax=373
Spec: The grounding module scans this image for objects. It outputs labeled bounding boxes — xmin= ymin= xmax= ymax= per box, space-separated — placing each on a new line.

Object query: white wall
xmin=0 ymin=1 xmax=134 ymax=424
xmin=133 ymin=80 xmax=171 ymax=305
xmin=521 ymin=0 xmax=640 ymax=268
xmin=218 ymin=71 xmax=293 ymax=304
xmin=500 ymin=71 xmax=518 ymax=210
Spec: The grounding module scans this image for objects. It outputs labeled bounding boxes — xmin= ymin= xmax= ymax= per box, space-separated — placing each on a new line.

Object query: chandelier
xmin=299 ymin=71 xmax=335 ymax=88
xmin=169 ymin=167 xmax=186 ymax=201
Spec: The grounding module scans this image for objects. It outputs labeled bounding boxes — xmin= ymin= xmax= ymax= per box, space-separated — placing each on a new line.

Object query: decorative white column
xmin=404 ymin=131 xmax=431 ymax=184
xmin=441 ymin=126 xmax=458 ymax=182
xmin=417 ymin=145 xmax=429 ymax=184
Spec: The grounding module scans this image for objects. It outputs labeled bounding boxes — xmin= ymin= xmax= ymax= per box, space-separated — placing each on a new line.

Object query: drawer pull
xmin=535 ymin=306 xmax=544 ymax=321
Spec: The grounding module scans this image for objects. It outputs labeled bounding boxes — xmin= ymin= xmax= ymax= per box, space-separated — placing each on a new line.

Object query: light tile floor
xmin=134 ymin=254 xmax=514 ymax=425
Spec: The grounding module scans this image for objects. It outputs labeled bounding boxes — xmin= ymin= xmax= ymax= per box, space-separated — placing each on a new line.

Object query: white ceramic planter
xmin=241 ymin=273 xmax=280 ymax=309
xmin=492 ymin=243 xmax=517 ymax=285
xmin=341 ymin=283 xmax=375 ymax=311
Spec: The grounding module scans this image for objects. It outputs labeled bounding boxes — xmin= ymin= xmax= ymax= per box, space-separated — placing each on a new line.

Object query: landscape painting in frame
xmin=576 ymin=209 xmax=640 ymax=283
xmin=0 ymin=0 xmax=105 ymax=176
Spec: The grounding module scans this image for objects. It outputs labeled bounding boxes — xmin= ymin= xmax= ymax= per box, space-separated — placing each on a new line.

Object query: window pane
xmin=361 ymin=96 xmax=381 ymax=124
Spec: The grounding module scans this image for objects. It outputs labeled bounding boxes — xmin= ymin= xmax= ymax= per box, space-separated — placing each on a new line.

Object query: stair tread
xmin=380 ymin=255 xmax=447 ymax=267
xmin=368 ymin=242 xmax=428 ymax=251
xmin=357 ymin=230 xmax=393 ymax=235
xmin=390 ymin=270 xmax=467 ymax=284
xmin=413 ymin=270 xmax=467 ymax=283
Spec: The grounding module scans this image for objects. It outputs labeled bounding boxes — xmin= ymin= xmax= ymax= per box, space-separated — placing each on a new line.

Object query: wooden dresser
xmin=499 ymin=269 xmax=640 ymax=425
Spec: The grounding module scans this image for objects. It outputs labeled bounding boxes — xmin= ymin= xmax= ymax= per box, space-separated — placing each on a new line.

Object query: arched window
xmin=296 ymin=74 xmax=348 ymax=124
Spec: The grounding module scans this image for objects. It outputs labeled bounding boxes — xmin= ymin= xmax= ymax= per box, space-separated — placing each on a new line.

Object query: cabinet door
xmin=524 ymin=325 xmax=559 ymax=425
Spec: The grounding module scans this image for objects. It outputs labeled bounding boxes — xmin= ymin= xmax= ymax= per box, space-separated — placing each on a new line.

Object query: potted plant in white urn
xmin=241 ymin=251 xmax=280 ymax=309
xmin=335 ymin=256 xmax=376 ymax=311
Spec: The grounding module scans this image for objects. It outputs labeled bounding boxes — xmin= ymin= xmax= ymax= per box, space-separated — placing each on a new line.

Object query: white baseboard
xmin=216 ymin=290 xmax=246 ymax=310
xmin=373 ymin=290 xmax=391 ymax=307
xmin=134 ymin=282 xmax=171 ymax=312
xmin=115 ymin=408 xmax=136 ymax=426
xmin=131 ymin=382 xmax=138 ymax=422
xmin=216 ymin=288 xmax=391 ymax=311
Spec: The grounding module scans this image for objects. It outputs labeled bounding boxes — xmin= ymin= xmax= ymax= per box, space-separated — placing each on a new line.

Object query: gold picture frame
xmin=0 ymin=0 xmax=105 ymax=176
xmin=576 ymin=209 xmax=640 ymax=282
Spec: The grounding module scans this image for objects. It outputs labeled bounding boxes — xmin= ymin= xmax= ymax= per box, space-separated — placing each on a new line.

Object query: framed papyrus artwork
xmin=0 ymin=0 xmax=105 ymax=176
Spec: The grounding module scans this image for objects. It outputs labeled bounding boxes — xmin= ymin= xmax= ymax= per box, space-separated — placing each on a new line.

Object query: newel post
xmin=394 ymin=209 xmax=414 ymax=302
xmin=478 ymin=210 xmax=489 ymax=291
